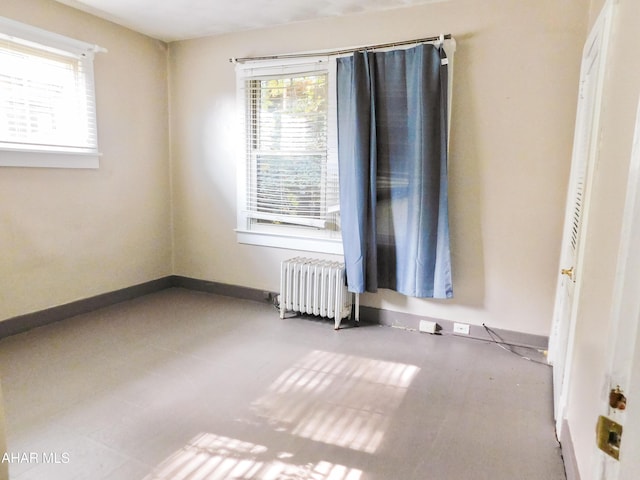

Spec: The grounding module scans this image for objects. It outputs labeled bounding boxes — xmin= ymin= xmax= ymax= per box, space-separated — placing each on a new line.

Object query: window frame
xmin=235 ymin=56 xmax=343 ymax=255
xmin=0 ymin=16 xmax=104 ymax=169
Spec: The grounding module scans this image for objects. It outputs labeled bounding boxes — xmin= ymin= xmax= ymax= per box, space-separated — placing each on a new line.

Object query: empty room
xmin=1 ymin=0 xmax=639 ymax=479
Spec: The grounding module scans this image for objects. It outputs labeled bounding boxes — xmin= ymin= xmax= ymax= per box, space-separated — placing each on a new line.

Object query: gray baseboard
xmin=560 ymin=419 xmax=580 ymax=480
xmin=0 ymin=276 xmax=268 ymax=339
xmin=176 ymin=278 xmax=548 ymax=350
xmin=171 ymin=275 xmax=268 ymax=303
xmin=362 ymin=305 xmax=549 ymax=350
xmin=0 ymin=276 xmax=549 ymax=351
xmin=0 ymin=277 xmax=174 ymax=339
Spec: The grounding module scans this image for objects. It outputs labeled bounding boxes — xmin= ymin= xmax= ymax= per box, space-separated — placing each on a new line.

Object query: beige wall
xmin=0 ymin=381 xmax=6 ymax=480
xmin=169 ymin=0 xmax=588 ymax=336
xmin=564 ymin=0 xmax=640 ymax=478
xmin=0 ymin=0 xmax=172 ymax=321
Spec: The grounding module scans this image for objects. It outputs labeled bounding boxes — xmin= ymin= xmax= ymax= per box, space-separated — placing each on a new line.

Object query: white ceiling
xmin=53 ymin=0 xmax=443 ymax=42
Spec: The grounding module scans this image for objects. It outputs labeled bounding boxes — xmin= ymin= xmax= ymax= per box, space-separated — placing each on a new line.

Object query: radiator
xmin=279 ymin=257 xmax=358 ymax=329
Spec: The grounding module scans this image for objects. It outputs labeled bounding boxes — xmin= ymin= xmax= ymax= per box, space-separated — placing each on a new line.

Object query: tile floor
xmin=0 ymin=288 xmax=565 ymax=479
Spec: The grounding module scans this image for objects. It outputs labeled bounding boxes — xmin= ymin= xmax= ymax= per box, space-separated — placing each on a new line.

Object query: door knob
xmin=561 ymin=267 xmax=574 ymax=279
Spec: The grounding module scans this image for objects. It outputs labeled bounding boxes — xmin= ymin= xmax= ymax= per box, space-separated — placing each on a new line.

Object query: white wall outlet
xmin=453 ymin=322 xmax=470 ymax=335
xmin=419 ymin=319 xmax=438 ymax=334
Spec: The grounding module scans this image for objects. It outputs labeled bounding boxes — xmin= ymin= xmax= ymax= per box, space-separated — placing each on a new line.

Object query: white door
xmin=595 ymin=99 xmax=640 ymax=480
xmin=548 ymin=0 xmax=614 ymax=433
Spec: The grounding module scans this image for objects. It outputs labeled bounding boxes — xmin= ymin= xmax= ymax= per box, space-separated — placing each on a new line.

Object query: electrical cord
xmin=272 ymin=294 xmax=550 ymax=366
xmin=482 ymin=323 xmax=551 ymax=367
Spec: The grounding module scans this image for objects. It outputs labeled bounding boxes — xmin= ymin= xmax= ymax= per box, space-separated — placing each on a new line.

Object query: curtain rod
xmin=229 ymin=33 xmax=452 ymax=63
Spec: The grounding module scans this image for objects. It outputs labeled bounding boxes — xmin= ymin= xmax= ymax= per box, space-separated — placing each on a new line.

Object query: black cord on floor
xmin=482 ymin=323 xmax=551 ymax=367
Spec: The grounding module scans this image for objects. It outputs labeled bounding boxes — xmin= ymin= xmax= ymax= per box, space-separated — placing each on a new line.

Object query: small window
xmin=0 ymin=16 xmax=103 ymax=168
xmin=236 ymin=58 xmax=342 ymax=254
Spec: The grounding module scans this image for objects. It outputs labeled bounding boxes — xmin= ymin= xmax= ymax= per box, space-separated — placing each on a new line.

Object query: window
xmin=236 ymin=58 xmax=342 ymax=254
xmin=0 ymin=16 xmax=102 ymax=168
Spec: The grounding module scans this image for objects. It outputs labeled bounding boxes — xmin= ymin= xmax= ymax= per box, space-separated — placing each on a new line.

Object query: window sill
xmin=0 ymin=149 xmax=100 ymax=169
xmin=236 ymin=229 xmax=344 ymax=255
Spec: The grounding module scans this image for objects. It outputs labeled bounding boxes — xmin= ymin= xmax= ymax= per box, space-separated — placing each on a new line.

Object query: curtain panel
xmin=337 ymin=44 xmax=453 ymax=299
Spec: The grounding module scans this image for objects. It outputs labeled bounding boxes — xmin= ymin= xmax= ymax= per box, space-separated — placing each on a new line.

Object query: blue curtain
xmin=337 ymin=44 xmax=453 ymax=299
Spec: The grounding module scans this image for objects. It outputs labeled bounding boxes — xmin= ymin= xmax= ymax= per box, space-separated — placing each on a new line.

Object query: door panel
xmin=549 ymin=0 xmax=614 ymax=433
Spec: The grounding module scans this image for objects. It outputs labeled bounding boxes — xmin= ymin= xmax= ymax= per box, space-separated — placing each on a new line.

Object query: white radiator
xmin=279 ymin=257 xmax=358 ymax=329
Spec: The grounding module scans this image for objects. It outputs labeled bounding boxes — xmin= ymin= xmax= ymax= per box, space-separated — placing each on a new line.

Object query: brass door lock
xmin=597 ymin=415 xmax=623 ymax=460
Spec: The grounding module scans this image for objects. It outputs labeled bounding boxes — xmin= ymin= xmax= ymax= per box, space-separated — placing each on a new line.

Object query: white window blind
xmin=0 ymin=16 xmax=103 ymax=167
xmin=236 ymin=58 xmax=342 ymax=253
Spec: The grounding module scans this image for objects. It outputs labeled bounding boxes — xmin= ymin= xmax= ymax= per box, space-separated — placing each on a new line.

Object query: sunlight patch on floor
xmin=142 ymin=432 xmax=362 ymax=480
xmin=252 ymin=350 xmax=420 ymax=453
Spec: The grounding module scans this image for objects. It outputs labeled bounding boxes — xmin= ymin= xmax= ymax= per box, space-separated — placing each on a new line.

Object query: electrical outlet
xmin=419 ymin=319 xmax=438 ymax=334
xmin=453 ymin=322 xmax=470 ymax=335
